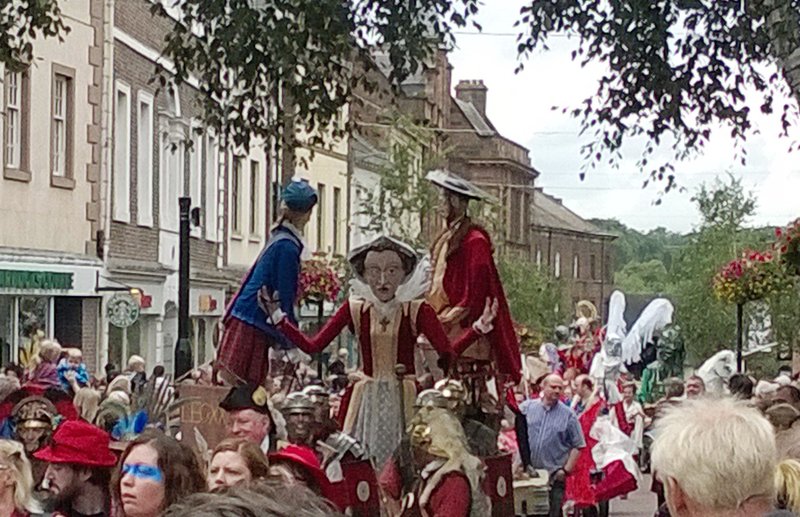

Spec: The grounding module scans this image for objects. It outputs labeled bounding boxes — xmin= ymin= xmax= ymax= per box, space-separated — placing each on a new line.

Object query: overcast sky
xmin=447 ymin=1 xmax=800 ymax=234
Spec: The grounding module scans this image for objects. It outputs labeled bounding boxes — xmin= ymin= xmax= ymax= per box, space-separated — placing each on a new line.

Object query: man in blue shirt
xmin=520 ymin=374 xmax=585 ymax=517
xmin=216 ymin=180 xmax=317 ymax=386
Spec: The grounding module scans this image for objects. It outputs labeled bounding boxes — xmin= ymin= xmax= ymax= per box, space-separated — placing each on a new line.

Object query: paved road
xmin=606 ymin=474 xmax=657 ymax=516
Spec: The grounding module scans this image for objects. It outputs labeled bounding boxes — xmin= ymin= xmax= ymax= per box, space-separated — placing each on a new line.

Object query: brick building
xmin=104 ymin=0 xmax=269 ymax=373
xmin=446 ymin=79 xmax=539 ymax=257
xmin=530 ymin=188 xmax=616 ymax=317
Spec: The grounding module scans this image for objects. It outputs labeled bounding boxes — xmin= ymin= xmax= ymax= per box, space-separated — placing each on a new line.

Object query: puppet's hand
xmin=259 ymin=286 xmax=284 ymax=324
xmin=472 ymin=297 xmax=498 ymax=335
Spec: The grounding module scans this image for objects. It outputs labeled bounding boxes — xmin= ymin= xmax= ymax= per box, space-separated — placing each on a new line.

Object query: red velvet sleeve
xmin=453 ymin=231 xmax=493 ymax=320
xmin=427 ymin=472 xmax=471 ymax=517
xmin=417 ymin=302 xmax=480 ymax=358
xmin=277 ymin=301 xmax=353 ymax=354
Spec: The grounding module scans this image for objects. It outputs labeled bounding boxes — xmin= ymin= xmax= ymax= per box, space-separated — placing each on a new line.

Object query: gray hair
xmin=651 ymin=397 xmax=776 ymax=511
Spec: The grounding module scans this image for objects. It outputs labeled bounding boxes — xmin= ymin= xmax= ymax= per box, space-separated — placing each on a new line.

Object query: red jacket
xmin=432 ymin=224 xmax=521 ymax=383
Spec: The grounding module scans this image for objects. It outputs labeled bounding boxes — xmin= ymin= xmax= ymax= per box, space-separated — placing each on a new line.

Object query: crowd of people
xmin=0 ymin=172 xmax=795 ymax=517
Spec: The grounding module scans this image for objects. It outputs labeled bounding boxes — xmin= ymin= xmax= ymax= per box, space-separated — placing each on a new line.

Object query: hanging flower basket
xmin=713 ymin=250 xmax=787 ymax=305
xmin=297 ymin=253 xmax=343 ymax=304
xmin=774 ymin=218 xmax=800 ymax=276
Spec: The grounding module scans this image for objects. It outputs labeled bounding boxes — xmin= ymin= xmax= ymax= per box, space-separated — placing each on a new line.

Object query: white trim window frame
xmin=113 ymin=82 xmax=132 ymax=223
xmin=5 ymin=71 xmax=22 ymax=169
xmin=188 ymin=121 xmax=202 ymax=238
xmin=136 ymin=91 xmax=154 ymax=227
xmin=204 ymin=132 xmax=219 ymax=242
xmin=554 ymin=252 xmax=561 ymax=279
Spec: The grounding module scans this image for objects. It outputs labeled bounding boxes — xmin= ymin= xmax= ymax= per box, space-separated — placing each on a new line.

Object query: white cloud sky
xmin=447 ymin=1 xmax=800 ymax=234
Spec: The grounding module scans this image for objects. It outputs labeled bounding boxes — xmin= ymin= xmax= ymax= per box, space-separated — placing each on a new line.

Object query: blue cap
xmin=281 ymin=180 xmax=318 ymax=212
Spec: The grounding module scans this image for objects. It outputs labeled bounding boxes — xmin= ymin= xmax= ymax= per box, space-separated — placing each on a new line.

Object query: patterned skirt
xmin=216 ymin=317 xmax=272 ymax=386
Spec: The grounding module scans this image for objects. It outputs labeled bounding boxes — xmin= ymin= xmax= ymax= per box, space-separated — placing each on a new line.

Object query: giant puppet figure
xmin=216 ymin=180 xmax=318 ymax=386
xmin=425 ymin=169 xmax=521 ymax=387
xmin=263 ymin=235 xmax=497 ymax=468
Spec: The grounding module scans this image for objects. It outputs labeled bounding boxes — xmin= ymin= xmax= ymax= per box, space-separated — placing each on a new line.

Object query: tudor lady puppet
xmin=262 ymin=236 xmax=497 ymax=468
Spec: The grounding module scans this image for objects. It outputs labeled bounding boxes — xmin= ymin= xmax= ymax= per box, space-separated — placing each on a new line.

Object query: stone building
xmin=530 ymin=188 xmax=616 ymax=317
xmin=446 ymin=79 xmax=539 ymax=257
xmin=0 ymin=1 xmax=104 ymax=370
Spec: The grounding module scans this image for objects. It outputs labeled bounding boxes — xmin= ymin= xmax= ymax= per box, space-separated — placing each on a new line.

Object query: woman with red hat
xmin=268 ymin=445 xmax=340 ymax=509
xmin=112 ymin=430 xmax=205 ymax=517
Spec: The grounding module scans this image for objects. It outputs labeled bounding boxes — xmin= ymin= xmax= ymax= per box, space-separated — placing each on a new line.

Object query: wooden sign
xmin=177 ymin=384 xmax=231 ymax=451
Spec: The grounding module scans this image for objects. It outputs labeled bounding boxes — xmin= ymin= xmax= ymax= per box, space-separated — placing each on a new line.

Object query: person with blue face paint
xmin=216 ymin=179 xmax=318 ymax=387
xmin=113 ymin=431 xmax=205 ymax=517
xmin=34 ymin=420 xmax=117 ymax=517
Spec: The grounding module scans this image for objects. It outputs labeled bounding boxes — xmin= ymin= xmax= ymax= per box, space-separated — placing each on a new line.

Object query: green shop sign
xmin=0 ymin=270 xmax=74 ymax=290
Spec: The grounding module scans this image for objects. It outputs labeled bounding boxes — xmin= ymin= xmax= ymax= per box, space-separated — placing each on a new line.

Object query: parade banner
xmin=177 ymin=385 xmax=230 ymax=451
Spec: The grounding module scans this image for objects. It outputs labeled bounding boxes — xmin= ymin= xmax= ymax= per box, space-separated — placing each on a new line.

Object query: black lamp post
xmin=175 ymin=197 xmax=193 ymax=378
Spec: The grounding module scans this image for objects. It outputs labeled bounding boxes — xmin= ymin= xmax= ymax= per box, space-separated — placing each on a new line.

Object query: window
xmin=519 ymin=190 xmax=527 ymax=242
xmin=113 ymin=82 xmax=131 ymax=221
xmin=188 ymin=130 xmax=202 ymax=203
xmin=333 ymin=187 xmax=342 ymax=254
xmin=231 ymin=157 xmax=242 ymax=235
xmin=554 ymin=252 xmax=561 ymax=278
xmin=136 ymin=92 xmax=154 ymax=226
xmin=4 ymin=69 xmax=30 ymax=179
xmin=205 ymin=134 xmax=218 ymax=241
xmin=249 ymin=160 xmax=260 ymax=236
xmin=159 ymin=133 xmax=182 ymax=232
xmin=535 ymin=248 xmax=542 ymax=269
xmin=573 ymin=254 xmax=580 ymax=279
xmin=316 ymin=183 xmax=326 ymax=251
xmin=50 ymin=65 xmax=75 ymax=187
xmin=590 ymin=254 xmax=597 ymax=280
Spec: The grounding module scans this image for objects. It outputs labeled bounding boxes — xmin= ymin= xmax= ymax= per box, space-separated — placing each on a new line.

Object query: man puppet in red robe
xmin=424 ymin=169 xmax=521 ymax=387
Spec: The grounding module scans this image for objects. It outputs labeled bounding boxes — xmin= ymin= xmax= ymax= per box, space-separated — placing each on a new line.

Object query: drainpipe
xmin=98 ymin=0 xmax=116 ymax=374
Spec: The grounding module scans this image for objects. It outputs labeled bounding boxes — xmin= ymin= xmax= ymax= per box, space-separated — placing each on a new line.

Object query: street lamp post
xmin=175 ymin=197 xmax=193 ymax=378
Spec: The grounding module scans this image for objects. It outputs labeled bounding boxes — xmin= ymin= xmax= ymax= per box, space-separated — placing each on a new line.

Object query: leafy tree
xmin=614 ymin=259 xmax=670 ymax=294
xmin=354 ymin=116 xmax=440 ymax=248
xmin=497 ymin=256 xmax=569 ymax=351
xmin=670 ymin=176 xmax=768 ymax=363
xmin=0 ymin=0 xmax=69 ymax=71
xmin=153 ymin=0 xmax=480 ymax=152
xmin=516 ymin=0 xmax=800 ymax=189
xmin=8 ymin=1 xmax=800 ymax=182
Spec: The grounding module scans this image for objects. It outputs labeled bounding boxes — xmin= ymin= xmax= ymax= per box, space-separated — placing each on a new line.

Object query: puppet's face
xmin=363 ymin=250 xmax=406 ymax=302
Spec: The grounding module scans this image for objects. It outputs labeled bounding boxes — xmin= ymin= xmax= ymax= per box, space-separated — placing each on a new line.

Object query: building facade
xmin=530 ymin=189 xmax=615 ymax=318
xmin=104 ymin=0 xmax=272 ymax=374
xmin=0 ymin=0 xmax=104 ymax=370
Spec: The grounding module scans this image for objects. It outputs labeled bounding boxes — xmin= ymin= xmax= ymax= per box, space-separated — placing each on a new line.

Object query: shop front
xmin=0 ymin=251 xmax=103 ymax=369
xmin=189 ymin=286 xmax=225 ymax=369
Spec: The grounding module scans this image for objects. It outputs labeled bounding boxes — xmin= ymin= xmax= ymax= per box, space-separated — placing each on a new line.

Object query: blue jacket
xmin=229 ymin=224 xmax=303 ymax=349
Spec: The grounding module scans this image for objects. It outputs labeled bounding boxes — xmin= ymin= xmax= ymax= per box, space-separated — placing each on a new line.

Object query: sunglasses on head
xmin=121 ymin=463 xmax=163 ymax=483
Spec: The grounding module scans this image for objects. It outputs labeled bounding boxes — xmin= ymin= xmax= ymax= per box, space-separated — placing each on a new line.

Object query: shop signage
xmin=107 ymin=294 xmax=140 ymax=328
xmin=0 ymin=270 xmax=73 ymax=290
xmin=198 ymin=295 xmax=218 ymax=313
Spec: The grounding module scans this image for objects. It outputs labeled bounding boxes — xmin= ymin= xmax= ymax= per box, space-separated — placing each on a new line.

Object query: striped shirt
xmin=520 ymin=398 xmax=585 ymax=473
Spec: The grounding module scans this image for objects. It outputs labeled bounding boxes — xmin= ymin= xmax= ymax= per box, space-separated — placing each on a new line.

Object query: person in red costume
xmin=400 ymin=408 xmax=491 ymax=517
xmin=425 ymin=169 xmax=521 ymax=386
xmin=262 ymin=235 xmax=498 ymax=469
xmin=565 ymin=374 xmax=606 ymax=514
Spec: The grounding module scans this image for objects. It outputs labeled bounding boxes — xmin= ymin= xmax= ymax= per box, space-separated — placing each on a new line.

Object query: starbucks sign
xmin=107 ymin=294 xmax=140 ymax=328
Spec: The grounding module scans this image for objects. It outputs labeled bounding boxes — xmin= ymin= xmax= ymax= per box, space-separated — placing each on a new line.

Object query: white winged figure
xmin=590 ymin=290 xmax=629 ymax=403
xmin=621 ymin=298 xmax=674 ymax=365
